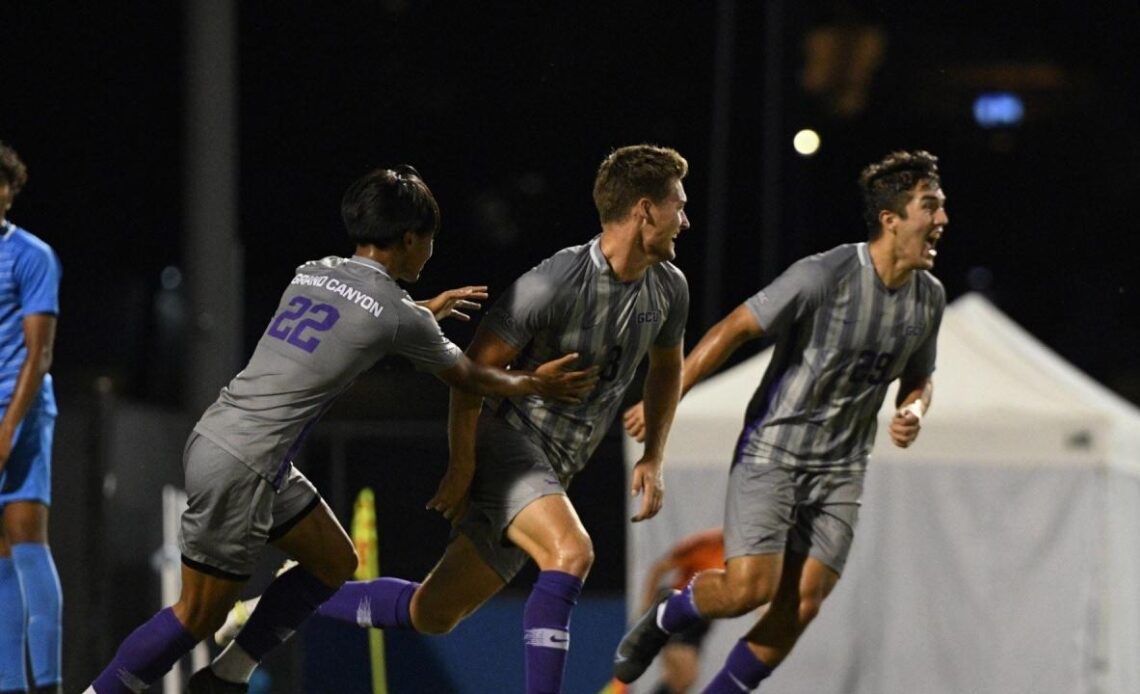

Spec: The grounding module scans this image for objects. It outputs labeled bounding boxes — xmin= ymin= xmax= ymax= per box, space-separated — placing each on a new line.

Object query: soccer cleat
xmin=214 ymin=559 xmax=298 ymax=646
xmin=214 ymin=595 xmax=259 ymax=647
xmin=612 ymin=597 xmax=671 ymax=683
xmin=187 ymin=667 xmax=249 ymax=694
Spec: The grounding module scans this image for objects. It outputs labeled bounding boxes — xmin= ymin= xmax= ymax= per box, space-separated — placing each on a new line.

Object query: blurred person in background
xmin=633 ymin=528 xmax=725 ymax=694
xmin=0 ymin=140 xmax=63 ymax=694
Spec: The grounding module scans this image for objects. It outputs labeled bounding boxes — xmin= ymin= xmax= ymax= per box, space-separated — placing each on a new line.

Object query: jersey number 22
xmin=267 ymin=296 xmax=341 ymax=353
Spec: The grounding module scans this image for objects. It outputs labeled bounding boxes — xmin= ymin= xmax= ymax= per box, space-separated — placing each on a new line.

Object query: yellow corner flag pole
xmin=351 ymin=488 xmax=387 ymax=694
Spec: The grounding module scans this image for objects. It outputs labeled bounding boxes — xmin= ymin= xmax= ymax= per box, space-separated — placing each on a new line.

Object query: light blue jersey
xmin=0 ymin=221 xmax=59 ymax=416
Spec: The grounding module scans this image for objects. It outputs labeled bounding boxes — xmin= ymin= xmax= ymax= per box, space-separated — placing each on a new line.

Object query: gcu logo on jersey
xmin=893 ymin=323 xmax=925 ymax=337
xmin=635 ymin=310 xmax=662 ymax=324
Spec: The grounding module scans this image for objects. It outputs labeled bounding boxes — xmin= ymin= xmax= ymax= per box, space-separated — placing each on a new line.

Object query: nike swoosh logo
xmin=728 ymin=673 xmax=750 ymax=691
xmin=550 ymin=636 xmax=569 ymax=643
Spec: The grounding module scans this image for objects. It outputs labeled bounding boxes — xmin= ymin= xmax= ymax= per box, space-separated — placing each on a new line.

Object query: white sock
xmin=210 ymin=641 xmax=259 ymax=683
xmin=655 ymin=601 xmax=671 ymax=633
xmin=82 ymin=688 xmax=96 ymax=694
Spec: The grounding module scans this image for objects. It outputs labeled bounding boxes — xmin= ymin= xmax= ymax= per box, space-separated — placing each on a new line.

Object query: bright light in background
xmin=973 ymin=92 xmax=1025 ymax=128
xmin=793 ymin=129 xmax=821 ymax=156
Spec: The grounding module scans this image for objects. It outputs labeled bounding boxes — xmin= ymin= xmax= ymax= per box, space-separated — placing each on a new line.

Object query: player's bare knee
xmin=304 ymin=545 xmax=358 ymax=587
xmin=541 ymin=533 xmax=593 ymax=577
xmin=797 ymin=593 xmax=825 ymax=627
xmin=410 ymin=605 xmax=462 ymax=635
xmin=723 ymin=577 xmax=776 ymax=616
xmin=562 ymin=537 xmax=595 ymax=576
xmin=327 ymin=546 xmax=359 ymax=585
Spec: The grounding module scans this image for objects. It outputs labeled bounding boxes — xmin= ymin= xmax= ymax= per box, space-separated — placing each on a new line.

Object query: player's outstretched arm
xmin=436 ymin=346 xmax=597 ymax=402
xmin=418 ymin=285 xmax=489 ymax=322
xmin=624 ymin=303 xmax=764 ymax=442
xmin=889 ymin=376 xmax=933 ymax=448
xmin=429 ymin=327 xmax=598 ymax=519
xmin=630 ymin=342 xmax=683 ymax=522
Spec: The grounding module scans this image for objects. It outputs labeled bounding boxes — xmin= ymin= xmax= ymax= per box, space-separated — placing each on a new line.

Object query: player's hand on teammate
xmin=420 ymin=285 xmax=489 ymax=322
xmin=889 ymin=401 xmax=924 ymax=448
xmin=533 ymin=353 xmax=600 ymax=403
xmin=427 ymin=460 xmax=474 ymax=523
xmin=623 ymin=401 xmax=647 ymax=442
xmin=629 ymin=456 xmax=664 ymax=522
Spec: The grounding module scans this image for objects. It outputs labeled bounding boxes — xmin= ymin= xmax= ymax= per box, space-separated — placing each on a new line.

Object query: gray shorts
xmin=723 ymin=460 xmax=864 ymax=574
xmin=179 ymin=432 xmax=320 ymax=580
xmin=455 ymin=417 xmax=567 ymax=582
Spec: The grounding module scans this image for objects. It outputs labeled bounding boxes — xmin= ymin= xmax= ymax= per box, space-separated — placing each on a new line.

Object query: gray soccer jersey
xmin=481 ymin=237 xmax=689 ymax=479
xmin=194 ymin=256 xmax=462 ymax=488
xmin=739 ymin=242 xmax=944 ymax=470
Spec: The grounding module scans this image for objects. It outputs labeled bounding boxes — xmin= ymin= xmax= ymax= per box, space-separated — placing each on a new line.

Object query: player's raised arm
xmin=418 ymin=285 xmax=489 ymax=322
xmin=624 ymin=303 xmax=764 ymax=442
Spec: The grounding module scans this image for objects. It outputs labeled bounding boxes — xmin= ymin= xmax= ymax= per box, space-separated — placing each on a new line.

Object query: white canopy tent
xmin=624 ymin=293 xmax=1140 ymax=693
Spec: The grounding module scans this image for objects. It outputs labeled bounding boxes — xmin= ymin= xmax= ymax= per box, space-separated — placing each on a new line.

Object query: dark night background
xmin=5 ymin=2 xmax=1137 ymax=409
xmin=3 ymin=1 xmax=1139 ymax=690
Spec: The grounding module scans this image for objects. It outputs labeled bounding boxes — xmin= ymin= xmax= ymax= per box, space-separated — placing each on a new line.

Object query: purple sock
xmin=316 ymin=578 xmax=419 ymax=629
xmin=703 ymin=639 xmax=773 ymax=693
xmin=523 ymin=570 xmax=582 ymax=694
xmin=90 ymin=607 xmax=197 ymax=693
xmin=660 ymin=577 xmax=703 ymax=633
xmin=235 ymin=565 xmax=337 ymax=659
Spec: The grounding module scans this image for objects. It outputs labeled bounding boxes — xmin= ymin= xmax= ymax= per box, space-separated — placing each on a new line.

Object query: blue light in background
xmin=973 ymin=92 xmax=1025 ymax=128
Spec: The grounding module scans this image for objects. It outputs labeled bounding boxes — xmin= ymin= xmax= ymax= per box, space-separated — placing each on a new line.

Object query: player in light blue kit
xmin=220 ymin=144 xmax=693 ymax=693
xmin=615 ymin=151 xmax=948 ymax=692
xmin=84 ymin=165 xmax=596 ymax=694
xmin=0 ymin=141 xmax=63 ymax=694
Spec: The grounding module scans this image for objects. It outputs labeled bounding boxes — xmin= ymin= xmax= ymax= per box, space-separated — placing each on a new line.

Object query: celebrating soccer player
xmin=615 ymin=150 xmax=948 ymax=693
xmin=221 ymin=144 xmax=692 ymax=693
xmin=83 ymin=165 xmax=597 ymax=694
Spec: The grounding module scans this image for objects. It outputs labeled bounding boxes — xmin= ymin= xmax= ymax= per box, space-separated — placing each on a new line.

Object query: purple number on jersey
xmin=267 ymin=296 xmax=341 ymax=353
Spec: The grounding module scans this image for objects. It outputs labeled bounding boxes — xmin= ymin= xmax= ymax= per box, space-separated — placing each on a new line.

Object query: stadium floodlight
xmin=973 ymin=92 xmax=1025 ymax=128
xmin=793 ymin=129 xmax=821 ymax=156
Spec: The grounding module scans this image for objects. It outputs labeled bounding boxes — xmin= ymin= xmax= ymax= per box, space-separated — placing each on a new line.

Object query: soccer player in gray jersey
xmin=227 ymin=144 xmax=691 ymax=693
xmin=85 ymin=166 xmax=596 ymax=694
xmin=615 ymin=150 xmax=948 ymax=692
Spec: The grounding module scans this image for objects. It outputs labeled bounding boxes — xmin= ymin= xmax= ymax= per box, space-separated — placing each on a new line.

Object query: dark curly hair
xmin=0 ymin=141 xmax=28 ymax=195
xmin=341 ymin=165 xmax=440 ymax=248
xmin=858 ymin=150 xmax=940 ymax=240
xmin=593 ymin=145 xmax=688 ymax=223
